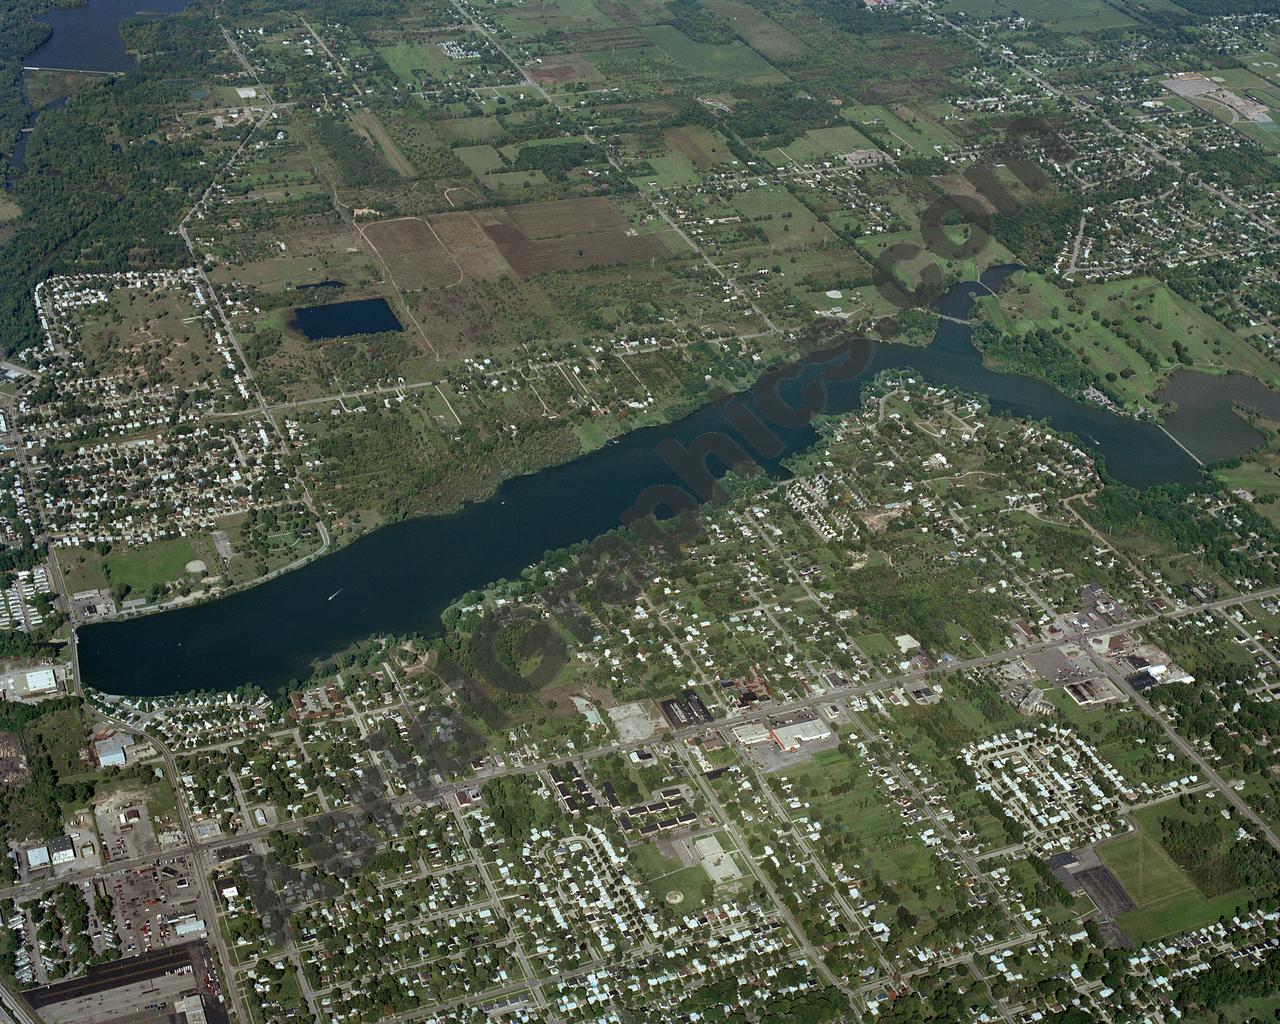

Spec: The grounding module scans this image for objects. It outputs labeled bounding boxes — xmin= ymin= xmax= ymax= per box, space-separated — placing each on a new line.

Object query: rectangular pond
xmin=289 ymin=298 xmax=403 ymax=341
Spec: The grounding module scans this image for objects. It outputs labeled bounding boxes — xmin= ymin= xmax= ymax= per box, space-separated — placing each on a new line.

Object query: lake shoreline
xmin=76 ymin=266 xmax=1222 ymax=698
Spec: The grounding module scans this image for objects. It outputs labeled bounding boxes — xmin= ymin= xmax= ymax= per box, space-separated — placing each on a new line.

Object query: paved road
xmin=12 ymin=581 xmax=1280 ymax=908
xmin=673 ymin=740 xmax=851 ymax=996
xmin=0 ymin=987 xmax=42 ymax=1024
xmin=920 ymin=3 xmax=1277 ymax=238
xmin=1089 ymin=648 xmax=1280 ymax=854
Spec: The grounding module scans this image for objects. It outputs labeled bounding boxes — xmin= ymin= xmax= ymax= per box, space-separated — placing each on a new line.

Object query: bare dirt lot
xmin=478 ymin=197 xmax=671 ymax=276
xmin=425 ymin=211 xmax=514 ymax=279
xmin=1076 ymin=865 xmax=1137 ymax=917
xmin=364 ymin=217 xmax=468 ymax=290
xmin=510 ymin=197 xmax=630 ymax=237
xmin=366 ymin=198 xmax=674 ymax=287
xmin=524 ymin=54 xmax=605 ymax=84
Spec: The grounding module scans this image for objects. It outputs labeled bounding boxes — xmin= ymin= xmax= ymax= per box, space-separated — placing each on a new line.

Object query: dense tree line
xmin=311 ymin=114 xmax=397 ymax=188
xmin=666 ymin=0 xmax=737 ymax=44
xmin=0 ymin=10 xmax=233 ymax=357
xmin=482 ymin=775 xmax=556 ymax=843
xmin=725 ymin=87 xmax=837 ymax=147
xmin=993 ymin=193 xmax=1082 ymax=267
xmin=971 ymin=317 xmax=1100 ymax=397
xmin=1088 ymin=484 xmax=1279 ymax=586
xmin=995 ymin=164 xmax=1176 ymax=267
xmin=1184 ymin=141 xmax=1276 ymax=188
xmin=1173 ymin=947 xmax=1280 ymax=1014
xmin=1160 ymin=811 xmax=1280 ymax=898
xmin=512 ymin=139 xmax=603 ymax=181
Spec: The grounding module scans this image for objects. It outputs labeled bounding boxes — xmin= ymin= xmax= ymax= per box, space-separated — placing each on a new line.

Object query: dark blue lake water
xmin=77 ymin=267 xmax=1209 ymax=696
xmin=26 ymin=0 xmax=192 ymax=74
xmin=1156 ymin=370 xmax=1280 ymax=465
xmin=290 ymin=298 xmax=403 ymax=341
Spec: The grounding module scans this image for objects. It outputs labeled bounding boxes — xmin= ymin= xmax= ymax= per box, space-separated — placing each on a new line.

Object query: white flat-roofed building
xmin=732 ymin=722 xmax=772 ymax=746
xmin=770 ymin=718 xmax=832 ymax=752
xmin=1 ymin=667 xmax=59 ymax=701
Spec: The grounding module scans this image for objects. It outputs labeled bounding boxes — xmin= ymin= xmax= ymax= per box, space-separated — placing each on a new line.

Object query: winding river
xmin=78 ymin=265 xmax=1235 ymax=696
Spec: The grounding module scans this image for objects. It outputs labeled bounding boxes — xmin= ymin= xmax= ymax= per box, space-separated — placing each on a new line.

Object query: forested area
xmin=1087 ymin=485 xmax=1279 ymax=586
xmin=0 ymin=0 xmax=80 ymax=167
xmin=666 ymin=0 xmax=737 ymax=44
xmin=725 ymin=88 xmax=837 ymax=148
xmin=312 ymin=113 xmax=397 ymax=188
xmin=1161 ymin=811 xmax=1280 ymax=898
xmin=482 ymin=775 xmax=558 ymax=843
xmin=971 ymin=318 xmax=1100 ymax=398
xmin=0 ymin=9 xmax=235 ymax=357
xmin=993 ymin=194 xmax=1081 ymax=267
xmin=512 ymin=140 xmax=604 ymax=181
xmin=0 ymin=698 xmax=92 ymax=881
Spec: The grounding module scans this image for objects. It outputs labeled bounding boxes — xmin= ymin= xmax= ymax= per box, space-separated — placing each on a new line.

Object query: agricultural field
xmin=6 ymin=1 xmax=1280 ymax=1017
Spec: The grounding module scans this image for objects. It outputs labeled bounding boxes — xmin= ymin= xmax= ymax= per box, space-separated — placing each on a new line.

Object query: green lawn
xmin=1101 ymin=800 xmax=1254 ymax=945
xmin=631 ymin=843 xmax=713 ymax=908
xmin=1099 ymin=828 xmax=1191 ymax=908
xmin=455 ymin=144 xmax=505 ymax=175
xmin=854 ymin=632 xmax=898 ymax=660
xmin=377 ymin=42 xmax=451 ymax=83
xmin=987 ymin=273 xmax=1279 ymax=411
xmin=641 ymin=25 xmax=785 ymax=82
xmin=841 ymin=104 xmax=957 ymax=157
xmin=765 ymin=125 xmax=878 ymax=165
xmin=638 ymin=152 xmax=701 ymax=187
xmin=104 ymin=538 xmax=201 ymax=595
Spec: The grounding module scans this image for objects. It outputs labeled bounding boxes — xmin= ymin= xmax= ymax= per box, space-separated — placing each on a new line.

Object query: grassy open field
xmin=630 ymin=843 xmax=713 ymax=909
xmin=1215 ymin=451 xmax=1280 ymax=526
xmin=636 ymin=151 xmax=701 ymax=187
xmin=490 ymin=0 xmax=614 ymax=38
xmin=377 ymin=41 xmax=452 ymax=83
xmin=1102 ymin=800 xmax=1254 ymax=945
xmin=454 ymin=143 xmax=505 ymax=176
xmin=1099 ymin=827 xmax=1192 ymax=908
xmin=664 ymin=125 xmax=735 ymax=170
xmin=104 ymin=538 xmax=202 ymax=594
xmin=934 ymin=0 xmax=1137 ymax=31
xmin=842 ymin=104 xmax=958 ymax=157
xmin=763 ymin=125 xmax=878 ymax=166
xmin=984 ymin=273 xmax=1279 ymax=409
xmin=704 ymin=0 xmax=809 ymax=60
xmin=435 ymin=116 xmax=504 ymax=144
xmin=641 ymin=25 xmax=785 ymax=82
xmin=732 ymin=184 xmax=837 ymax=250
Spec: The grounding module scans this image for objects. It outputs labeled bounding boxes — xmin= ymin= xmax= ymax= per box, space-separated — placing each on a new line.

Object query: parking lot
xmin=106 ymin=859 xmax=202 ymax=958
